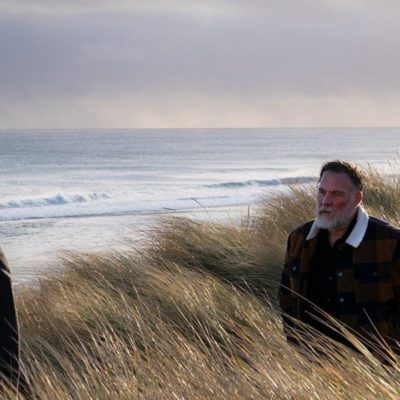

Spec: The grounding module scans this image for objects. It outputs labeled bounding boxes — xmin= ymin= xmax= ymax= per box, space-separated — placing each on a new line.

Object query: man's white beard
xmin=316 ymin=214 xmax=340 ymax=230
xmin=315 ymin=204 xmax=358 ymax=230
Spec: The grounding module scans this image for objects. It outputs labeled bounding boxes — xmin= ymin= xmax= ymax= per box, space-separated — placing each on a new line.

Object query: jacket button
xmin=337 ymin=272 xmax=343 ymax=278
xmin=339 ymin=297 xmax=345 ymax=303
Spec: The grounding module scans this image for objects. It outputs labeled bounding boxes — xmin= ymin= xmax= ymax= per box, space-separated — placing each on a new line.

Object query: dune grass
xmin=9 ymin=166 xmax=400 ymax=399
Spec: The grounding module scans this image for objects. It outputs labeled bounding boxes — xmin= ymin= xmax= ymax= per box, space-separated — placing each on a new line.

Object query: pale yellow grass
xmin=7 ymin=166 xmax=400 ymax=399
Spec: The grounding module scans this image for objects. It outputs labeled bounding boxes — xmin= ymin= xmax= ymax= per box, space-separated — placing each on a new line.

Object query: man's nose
xmin=321 ymin=193 xmax=333 ymax=205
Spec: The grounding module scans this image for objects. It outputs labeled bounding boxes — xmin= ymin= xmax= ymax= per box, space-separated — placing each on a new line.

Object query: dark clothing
xmin=278 ymin=207 xmax=400 ymax=351
xmin=0 ymin=247 xmax=21 ymax=390
xmin=302 ymin=216 xmax=356 ymax=345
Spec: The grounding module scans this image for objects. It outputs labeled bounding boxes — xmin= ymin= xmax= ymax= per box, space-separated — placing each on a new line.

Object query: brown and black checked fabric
xmin=278 ymin=216 xmax=400 ymax=351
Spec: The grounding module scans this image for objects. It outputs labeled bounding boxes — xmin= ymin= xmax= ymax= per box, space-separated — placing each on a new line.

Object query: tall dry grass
xmin=9 ymin=166 xmax=400 ymax=399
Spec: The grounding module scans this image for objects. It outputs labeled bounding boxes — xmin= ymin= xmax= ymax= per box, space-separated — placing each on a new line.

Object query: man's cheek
xmin=335 ymin=201 xmax=347 ymax=210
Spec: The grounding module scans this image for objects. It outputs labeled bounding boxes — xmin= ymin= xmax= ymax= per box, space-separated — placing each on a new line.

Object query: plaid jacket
xmin=278 ymin=206 xmax=400 ymax=348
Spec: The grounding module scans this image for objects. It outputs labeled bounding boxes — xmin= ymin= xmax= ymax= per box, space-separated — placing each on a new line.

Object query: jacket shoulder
xmin=289 ymin=220 xmax=315 ymax=237
xmin=0 ymin=245 xmax=9 ymax=271
xmin=367 ymin=216 xmax=400 ymax=238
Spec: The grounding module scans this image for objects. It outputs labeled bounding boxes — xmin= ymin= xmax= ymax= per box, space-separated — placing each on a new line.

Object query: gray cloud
xmin=0 ymin=1 xmax=400 ymax=127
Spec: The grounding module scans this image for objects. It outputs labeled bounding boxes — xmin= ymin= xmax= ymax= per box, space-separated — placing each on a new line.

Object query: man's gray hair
xmin=319 ymin=160 xmax=364 ymax=191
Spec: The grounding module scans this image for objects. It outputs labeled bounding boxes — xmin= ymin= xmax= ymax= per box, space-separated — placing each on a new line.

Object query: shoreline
xmin=8 ymin=202 xmax=258 ymax=287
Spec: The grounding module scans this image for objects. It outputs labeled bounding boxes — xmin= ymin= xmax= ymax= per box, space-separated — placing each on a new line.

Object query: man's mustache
xmin=318 ymin=206 xmax=333 ymax=215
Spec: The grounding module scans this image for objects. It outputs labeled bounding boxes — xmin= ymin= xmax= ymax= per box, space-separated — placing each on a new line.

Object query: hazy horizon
xmin=2 ymin=126 xmax=400 ymax=131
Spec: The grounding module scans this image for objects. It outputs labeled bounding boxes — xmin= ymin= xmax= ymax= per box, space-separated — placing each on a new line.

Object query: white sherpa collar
xmin=305 ymin=205 xmax=369 ymax=248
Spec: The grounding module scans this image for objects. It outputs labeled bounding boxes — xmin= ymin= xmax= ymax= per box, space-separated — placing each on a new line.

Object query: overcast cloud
xmin=0 ymin=0 xmax=399 ymax=128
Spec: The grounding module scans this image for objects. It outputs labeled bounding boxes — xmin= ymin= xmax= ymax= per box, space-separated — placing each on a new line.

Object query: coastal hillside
xmin=10 ymin=166 xmax=400 ymax=399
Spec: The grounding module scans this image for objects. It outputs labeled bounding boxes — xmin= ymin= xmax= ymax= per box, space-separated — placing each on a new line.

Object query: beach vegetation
xmin=9 ymin=166 xmax=400 ymax=399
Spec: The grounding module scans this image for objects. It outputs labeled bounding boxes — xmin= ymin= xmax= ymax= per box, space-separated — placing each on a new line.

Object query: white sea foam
xmin=0 ymin=175 xmax=313 ymax=221
xmin=0 ymin=192 xmax=112 ymax=209
xmin=0 ymin=192 xmax=259 ymax=221
xmin=205 ymin=176 xmax=316 ymax=188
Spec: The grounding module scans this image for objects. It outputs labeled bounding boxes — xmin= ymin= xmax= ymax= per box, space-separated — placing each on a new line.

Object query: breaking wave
xmin=205 ymin=176 xmax=316 ymax=189
xmin=0 ymin=192 xmax=112 ymax=209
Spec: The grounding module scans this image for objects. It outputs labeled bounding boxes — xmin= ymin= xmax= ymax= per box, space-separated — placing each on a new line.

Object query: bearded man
xmin=278 ymin=160 xmax=400 ymax=355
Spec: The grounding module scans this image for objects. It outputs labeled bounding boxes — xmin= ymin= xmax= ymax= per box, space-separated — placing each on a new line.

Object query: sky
xmin=1 ymin=0 xmax=400 ymax=129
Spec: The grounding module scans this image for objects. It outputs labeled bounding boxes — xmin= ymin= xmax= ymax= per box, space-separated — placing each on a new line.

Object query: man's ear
xmin=355 ymin=190 xmax=363 ymax=206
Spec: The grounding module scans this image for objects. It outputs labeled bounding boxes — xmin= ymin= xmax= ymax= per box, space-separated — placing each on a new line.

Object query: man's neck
xmin=328 ymin=226 xmax=349 ymax=246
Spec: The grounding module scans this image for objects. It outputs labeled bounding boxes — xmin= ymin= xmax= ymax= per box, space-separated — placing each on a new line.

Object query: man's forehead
xmin=318 ymin=171 xmax=354 ymax=190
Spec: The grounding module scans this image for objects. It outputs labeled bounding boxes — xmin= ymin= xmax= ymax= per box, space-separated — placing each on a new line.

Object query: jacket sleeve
xmin=278 ymin=235 xmax=292 ymax=312
xmin=0 ymin=247 xmax=20 ymax=384
xmin=391 ymin=237 xmax=400 ymax=349
xmin=278 ymin=234 xmax=296 ymax=336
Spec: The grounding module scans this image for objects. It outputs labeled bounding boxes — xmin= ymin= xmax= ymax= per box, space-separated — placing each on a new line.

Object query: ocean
xmin=1 ymin=128 xmax=399 ymax=285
